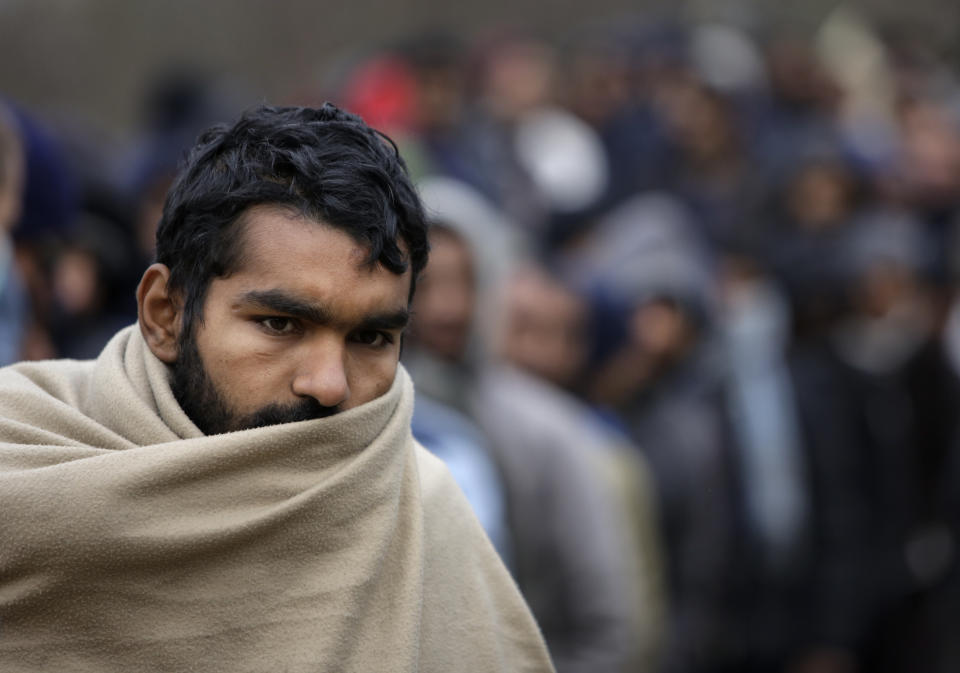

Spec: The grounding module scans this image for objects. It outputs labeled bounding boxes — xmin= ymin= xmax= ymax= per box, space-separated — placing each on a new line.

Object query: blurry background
xmin=3 ymin=1 xmax=960 ymax=672
xmin=2 ymin=0 xmax=959 ymax=140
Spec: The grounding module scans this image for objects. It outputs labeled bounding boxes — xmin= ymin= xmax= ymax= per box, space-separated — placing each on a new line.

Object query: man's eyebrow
xmin=240 ymin=289 xmax=332 ymax=324
xmin=239 ymin=289 xmax=409 ymax=330
xmin=358 ymin=308 xmax=410 ymax=331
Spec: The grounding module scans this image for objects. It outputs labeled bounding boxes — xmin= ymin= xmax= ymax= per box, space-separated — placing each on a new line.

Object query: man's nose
xmin=291 ymin=343 xmax=350 ymax=409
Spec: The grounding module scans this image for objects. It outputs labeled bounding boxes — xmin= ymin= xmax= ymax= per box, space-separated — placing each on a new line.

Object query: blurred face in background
xmin=897 ymin=99 xmax=960 ymax=203
xmin=660 ymin=82 xmax=740 ymax=167
xmin=564 ymin=42 xmax=632 ymax=128
xmin=587 ymin=296 xmax=698 ymax=406
xmin=481 ymin=38 xmax=556 ymax=121
xmin=787 ymin=161 xmax=855 ymax=230
xmin=52 ymin=247 xmax=102 ymax=317
xmin=410 ymin=226 xmax=475 ymax=361
xmin=629 ymin=297 xmax=697 ymax=365
xmin=500 ymin=267 xmax=588 ymax=389
xmin=765 ymin=38 xmax=840 ymax=112
xmin=415 ymin=61 xmax=466 ymax=133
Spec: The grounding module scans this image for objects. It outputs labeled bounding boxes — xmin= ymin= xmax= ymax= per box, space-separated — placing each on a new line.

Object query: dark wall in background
xmin=1 ymin=0 xmax=958 ymax=140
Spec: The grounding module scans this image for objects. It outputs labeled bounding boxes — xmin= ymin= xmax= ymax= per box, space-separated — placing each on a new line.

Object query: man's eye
xmin=259 ymin=317 xmax=298 ymax=334
xmin=351 ymin=330 xmax=391 ymax=347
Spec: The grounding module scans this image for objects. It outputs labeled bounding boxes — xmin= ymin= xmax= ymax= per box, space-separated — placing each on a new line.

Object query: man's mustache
xmin=235 ymin=397 xmax=340 ymax=431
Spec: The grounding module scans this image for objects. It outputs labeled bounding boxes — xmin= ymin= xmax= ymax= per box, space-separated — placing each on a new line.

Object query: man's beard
xmin=170 ymin=326 xmax=338 ymax=435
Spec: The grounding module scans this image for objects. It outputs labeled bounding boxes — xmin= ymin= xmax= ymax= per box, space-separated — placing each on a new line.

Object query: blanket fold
xmin=0 ymin=326 xmax=552 ymax=673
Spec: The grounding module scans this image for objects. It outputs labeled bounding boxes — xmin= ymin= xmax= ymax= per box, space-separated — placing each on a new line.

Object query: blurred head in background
xmin=498 ymin=264 xmax=590 ymax=391
xmin=475 ymin=31 xmax=557 ymax=123
xmin=410 ymin=223 xmax=476 ymax=363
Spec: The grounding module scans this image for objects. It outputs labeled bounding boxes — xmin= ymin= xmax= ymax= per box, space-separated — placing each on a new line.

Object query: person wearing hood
xmin=579 ymin=194 xmax=743 ymax=673
xmin=789 ymin=207 xmax=959 ymax=673
xmin=406 ymin=176 xmax=639 ymax=673
xmin=574 ymin=193 xmax=818 ymax=673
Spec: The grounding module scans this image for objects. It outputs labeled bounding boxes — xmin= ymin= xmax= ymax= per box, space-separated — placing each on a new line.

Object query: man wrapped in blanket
xmin=0 ymin=104 xmax=553 ymax=673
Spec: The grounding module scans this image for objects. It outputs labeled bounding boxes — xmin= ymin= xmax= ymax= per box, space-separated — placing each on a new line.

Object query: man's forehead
xmin=217 ymin=206 xmax=411 ymax=305
xmin=234 ymin=204 xmax=406 ymax=269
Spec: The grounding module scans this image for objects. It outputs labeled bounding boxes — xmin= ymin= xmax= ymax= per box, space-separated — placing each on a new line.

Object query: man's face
xmin=171 ymin=206 xmax=411 ymax=435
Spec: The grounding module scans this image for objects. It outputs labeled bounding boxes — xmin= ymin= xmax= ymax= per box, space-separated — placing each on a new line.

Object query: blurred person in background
xmin=405 ymin=176 xmax=640 ymax=673
xmin=787 ymin=207 xmax=960 ymax=673
xmin=755 ymin=35 xmax=843 ymax=183
xmin=332 ymin=34 xmax=612 ymax=252
xmin=568 ymin=191 xmax=868 ymax=673
xmin=411 ymin=391 xmax=515 ymax=564
xmin=124 ymin=70 xmax=254 ymax=265
xmin=939 ymin=227 xmax=960 ymax=672
xmin=498 ymin=264 xmax=590 ymax=393
xmin=578 ymin=194 xmax=743 ymax=673
xmin=400 ymin=33 xmax=480 ymax=184
xmin=560 ymin=21 xmax=672 ymax=215
xmin=655 ymin=79 xmax=765 ymax=252
xmin=24 ymin=70 xmax=256 ymax=362
xmin=718 ymin=251 xmax=816 ymax=673
xmin=2 ymin=103 xmax=80 ymax=362
xmin=763 ymin=146 xmax=864 ymax=344
xmin=401 ymin=184 xmax=514 ymax=563
xmin=463 ymin=31 xmax=555 ymax=233
xmin=46 ymin=214 xmax=138 ymax=359
xmin=0 ymin=105 xmax=27 ymax=366
xmin=884 ymin=96 xmax=960 ymax=281
xmin=459 ymin=30 xmax=612 ymax=243
xmin=498 ymin=261 xmax=669 ymax=671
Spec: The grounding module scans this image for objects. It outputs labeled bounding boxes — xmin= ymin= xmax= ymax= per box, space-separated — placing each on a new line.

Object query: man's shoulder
xmin=0 ymin=358 xmax=101 ymax=450
xmin=0 ymin=358 xmax=96 ymax=412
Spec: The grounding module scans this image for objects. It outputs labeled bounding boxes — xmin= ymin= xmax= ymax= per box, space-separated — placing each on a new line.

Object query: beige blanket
xmin=0 ymin=326 xmax=553 ymax=672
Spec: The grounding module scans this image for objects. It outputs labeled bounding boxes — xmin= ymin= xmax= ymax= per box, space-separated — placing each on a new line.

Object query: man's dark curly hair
xmin=155 ymin=103 xmax=429 ymax=332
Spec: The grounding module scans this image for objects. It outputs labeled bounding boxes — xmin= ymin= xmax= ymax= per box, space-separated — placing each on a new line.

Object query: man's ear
xmin=137 ymin=263 xmax=181 ymax=364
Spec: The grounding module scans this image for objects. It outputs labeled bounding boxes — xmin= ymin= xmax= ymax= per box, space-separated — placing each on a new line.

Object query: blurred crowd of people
xmin=3 ymin=9 xmax=960 ymax=673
